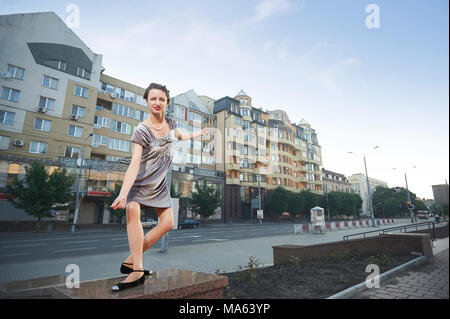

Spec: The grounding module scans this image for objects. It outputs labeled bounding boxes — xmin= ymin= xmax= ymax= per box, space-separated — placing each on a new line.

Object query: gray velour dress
xmin=126 ymin=116 xmax=176 ymax=208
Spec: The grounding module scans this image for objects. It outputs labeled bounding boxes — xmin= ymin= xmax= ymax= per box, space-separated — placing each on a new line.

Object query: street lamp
xmin=348 ymin=145 xmax=380 ymax=227
xmin=72 ymin=133 xmax=93 ymax=232
xmin=392 ymin=166 xmax=417 ymax=223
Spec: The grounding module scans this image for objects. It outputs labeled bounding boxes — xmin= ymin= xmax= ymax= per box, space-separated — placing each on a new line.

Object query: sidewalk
xmin=351 ymin=237 xmax=449 ymax=299
xmin=1 ymin=220 xmax=447 ymax=299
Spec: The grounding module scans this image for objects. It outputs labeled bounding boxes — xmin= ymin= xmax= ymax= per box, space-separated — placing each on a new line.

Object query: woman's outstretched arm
xmin=175 ymin=127 xmax=209 ymax=141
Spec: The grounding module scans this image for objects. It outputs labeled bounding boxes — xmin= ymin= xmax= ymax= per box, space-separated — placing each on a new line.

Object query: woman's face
xmin=147 ymin=88 xmax=168 ymax=117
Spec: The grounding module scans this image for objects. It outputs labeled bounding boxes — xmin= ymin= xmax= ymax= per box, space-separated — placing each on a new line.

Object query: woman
xmin=110 ymin=83 xmax=208 ymax=291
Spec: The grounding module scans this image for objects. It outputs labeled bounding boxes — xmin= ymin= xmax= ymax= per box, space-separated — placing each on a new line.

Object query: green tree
xmin=191 ymin=179 xmax=222 ymax=223
xmin=372 ymin=186 xmax=417 ymax=218
xmin=287 ymin=192 xmax=305 ymax=217
xmin=300 ymin=190 xmax=322 ymax=215
xmin=6 ymin=162 xmax=74 ymax=232
xmin=269 ymin=187 xmax=290 ymax=216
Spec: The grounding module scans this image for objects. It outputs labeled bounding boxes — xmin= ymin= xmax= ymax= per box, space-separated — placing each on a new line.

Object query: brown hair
xmin=143 ymin=83 xmax=170 ymax=104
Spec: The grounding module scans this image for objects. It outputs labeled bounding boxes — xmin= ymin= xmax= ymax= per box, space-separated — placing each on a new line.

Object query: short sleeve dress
xmin=126 ymin=116 xmax=177 ymax=208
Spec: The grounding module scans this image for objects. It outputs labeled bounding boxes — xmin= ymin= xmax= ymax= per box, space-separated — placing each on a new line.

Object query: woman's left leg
xmin=123 ymin=207 xmax=174 ymax=264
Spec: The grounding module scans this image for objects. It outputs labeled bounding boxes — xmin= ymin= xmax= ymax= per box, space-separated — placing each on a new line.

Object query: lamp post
xmin=392 ymin=166 xmax=417 ymax=223
xmin=72 ymin=133 xmax=93 ymax=232
xmin=348 ymin=146 xmax=379 ymax=227
xmin=223 ymin=110 xmax=233 ymax=224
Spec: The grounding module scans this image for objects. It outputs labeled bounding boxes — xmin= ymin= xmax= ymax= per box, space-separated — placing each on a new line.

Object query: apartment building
xmin=213 ymin=90 xmax=323 ymax=222
xmin=322 ymin=168 xmax=352 ymax=193
xmin=432 ymin=184 xmax=449 ymax=206
xmin=0 ymin=12 xmax=104 ymax=221
xmin=348 ymin=173 xmax=388 ymax=216
xmin=0 ymin=12 xmax=324 ymax=225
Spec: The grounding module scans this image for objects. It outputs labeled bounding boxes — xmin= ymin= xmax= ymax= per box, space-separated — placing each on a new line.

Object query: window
xmin=1 ymin=87 xmax=20 ymax=102
xmin=109 ymin=137 xmax=130 ymax=152
xmin=44 ymin=59 xmax=66 ymax=71
xmin=111 ymin=120 xmax=132 ymax=135
xmin=135 ymin=110 xmax=149 ymax=122
xmin=234 ymin=117 xmax=241 ymax=125
xmin=34 ymin=118 xmax=51 ymax=132
xmin=39 ymin=96 xmax=55 ymax=111
xmin=68 ymin=125 xmax=83 ymax=138
xmin=0 ymin=135 xmax=10 ymax=149
xmin=92 ymin=134 xmax=109 ymax=147
xmin=65 ymin=146 xmax=80 ymax=158
xmin=42 ymin=75 xmax=59 ymax=89
xmin=100 ymin=82 xmax=115 ymax=93
xmin=115 ymin=87 xmax=125 ymax=99
xmin=74 ymin=85 xmax=88 ymax=98
xmin=173 ymin=105 xmax=185 ymax=119
xmin=7 ymin=64 xmax=25 ymax=80
xmin=136 ymin=94 xmax=146 ymax=106
xmin=71 ymin=105 xmax=86 ymax=118
xmin=94 ymin=116 xmax=111 ymax=128
xmin=124 ymin=90 xmax=135 ymax=102
xmin=29 ymin=141 xmax=48 ymax=155
xmin=113 ymin=103 xmax=134 ymax=118
xmin=188 ymin=111 xmax=202 ymax=122
xmin=0 ymin=111 xmax=15 ymax=125
xmin=76 ymin=67 xmax=91 ymax=80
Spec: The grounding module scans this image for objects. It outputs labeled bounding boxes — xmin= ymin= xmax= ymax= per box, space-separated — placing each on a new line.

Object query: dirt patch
xmin=220 ymin=253 xmax=417 ymax=299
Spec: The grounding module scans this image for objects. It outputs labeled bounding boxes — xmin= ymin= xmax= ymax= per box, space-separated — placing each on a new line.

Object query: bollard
xmin=160 ymin=233 xmax=168 ymax=253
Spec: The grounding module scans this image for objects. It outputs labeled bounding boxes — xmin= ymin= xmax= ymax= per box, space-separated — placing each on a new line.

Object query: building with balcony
xmin=0 ymin=12 xmax=104 ymax=222
xmin=213 ymin=89 xmax=323 ymax=222
xmin=322 ymin=168 xmax=352 ymax=193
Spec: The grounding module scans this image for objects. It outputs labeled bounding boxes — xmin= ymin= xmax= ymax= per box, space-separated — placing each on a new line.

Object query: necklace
xmin=147 ymin=117 xmax=164 ymax=131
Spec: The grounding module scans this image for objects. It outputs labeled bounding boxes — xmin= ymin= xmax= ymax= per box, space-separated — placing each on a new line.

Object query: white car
xmin=141 ymin=218 xmax=158 ymax=229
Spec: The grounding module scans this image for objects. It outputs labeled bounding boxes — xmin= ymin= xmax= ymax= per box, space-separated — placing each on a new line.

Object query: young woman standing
xmin=110 ymin=83 xmax=208 ymax=291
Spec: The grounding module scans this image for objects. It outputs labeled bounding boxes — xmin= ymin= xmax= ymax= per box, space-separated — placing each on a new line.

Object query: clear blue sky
xmin=2 ymin=0 xmax=448 ymax=199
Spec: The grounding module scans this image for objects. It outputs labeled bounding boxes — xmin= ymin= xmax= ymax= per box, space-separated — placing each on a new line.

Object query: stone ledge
xmin=273 ymin=233 xmax=433 ymax=265
xmin=0 ymin=269 xmax=228 ymax=299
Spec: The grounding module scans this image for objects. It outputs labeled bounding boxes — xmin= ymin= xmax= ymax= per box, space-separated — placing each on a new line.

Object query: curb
xmin=326 ymin=255 xmax=427 ymax=299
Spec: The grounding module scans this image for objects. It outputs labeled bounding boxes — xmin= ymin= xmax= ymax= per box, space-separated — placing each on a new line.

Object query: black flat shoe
xmin=112 ymin=269 xmax=146 ymax=292
xmin=120 ymin=262 xmax=152 ymax=276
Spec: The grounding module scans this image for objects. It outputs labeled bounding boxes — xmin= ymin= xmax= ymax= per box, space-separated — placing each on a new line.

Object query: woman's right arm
xmin=110 ymin=142 xmax=143 ymax=210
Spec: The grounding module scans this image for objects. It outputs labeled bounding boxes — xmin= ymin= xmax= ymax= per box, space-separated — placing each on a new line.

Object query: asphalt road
xmin=0 ymin=223 xmax=295 ymax=264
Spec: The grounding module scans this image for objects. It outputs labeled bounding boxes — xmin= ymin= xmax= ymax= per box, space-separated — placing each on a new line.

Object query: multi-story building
xmin=348 ymin=173 xmax=388 ymax=216
xmin=213 ymin=90 xmax=323 ymax=222
xmin=0 ymin=12 xmax=104 ymax=222
xmin=168 ymin=89 xmax=223 ymax=220
xmin=322 ymin=168 xmax=352 ymax=193
xmin=432 ymin=183 xmax=449 ymax=206
xmin=0 ymin=12 xmax=324 ymax=225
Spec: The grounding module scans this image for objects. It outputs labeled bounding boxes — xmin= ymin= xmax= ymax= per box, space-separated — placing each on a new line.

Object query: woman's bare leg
xmin=122 ymin=201 xmax=144 ymax=282
xmin=124 ymin=207 xmax=174 ymax=264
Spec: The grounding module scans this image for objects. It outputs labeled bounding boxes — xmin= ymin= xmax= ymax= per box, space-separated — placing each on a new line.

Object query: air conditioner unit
xmin=14 ymin=139 xmax=25 ymax=147
xmin=1 ymin=72 xmax=12 ymax=79
xmin=110 ymin=92 xmax=117 ymax=99
xmin=38 ymin=106 xmax=46 ymax=113
xmin=70 ymin=114 xmax=79 ymax=121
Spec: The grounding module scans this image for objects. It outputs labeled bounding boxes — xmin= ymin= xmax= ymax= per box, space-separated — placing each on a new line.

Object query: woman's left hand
xmin=200 ymin=127 xmax=209 ymax=136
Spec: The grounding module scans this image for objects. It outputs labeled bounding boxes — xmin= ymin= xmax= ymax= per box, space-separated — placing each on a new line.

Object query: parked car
xmin=141 ymin=218 xmax=158 ymax=229
xmin=279 ymin=212 xmax=293 ymax=221
xmin=178 ymin=218 xmax=200 ymax=229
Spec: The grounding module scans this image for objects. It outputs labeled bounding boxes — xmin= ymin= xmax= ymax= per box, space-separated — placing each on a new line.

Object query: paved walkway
xmin=352 ymin=237 xmax=449 ymax=299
